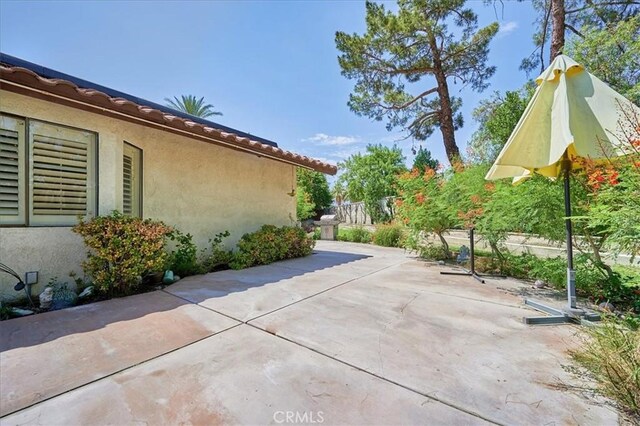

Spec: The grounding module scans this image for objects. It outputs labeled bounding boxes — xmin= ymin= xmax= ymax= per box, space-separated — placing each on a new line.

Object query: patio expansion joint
xmin=161 ymin=258 xmax=410 ymax=326
xmin=0 ymin=322 xmax=243 ymax=420
xmin=245 ymin=258 xmax=410 ymax=324
xmin=245 ymin=321 xmax=505 ymax=426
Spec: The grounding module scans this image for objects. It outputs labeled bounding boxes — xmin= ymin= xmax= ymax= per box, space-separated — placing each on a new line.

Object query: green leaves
xmin=164 ymin=95 xmax=223 ymax=118
xmin=296 ymin=187 xmax=316 ymax=221
xmin=297 ymin=168 xmax=332 ymax=215
xmin=412 ymin=146 xmax=439 ymax=173
xmin=337 ymin=144 xmax=406 ymax=223
xmin=230 ymin=225 xmax=315 ymax=269
xmin=469 ymin=88 xmax=532 ymax=164
xmin=73 ymin=211 xmax=173 ymax=295
xmin=566 ymin=16 xmax=640 ymax=105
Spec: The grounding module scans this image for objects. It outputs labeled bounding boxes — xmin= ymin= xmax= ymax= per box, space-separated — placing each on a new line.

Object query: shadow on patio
xmin=0 ymin=250 xmax=370 ymax=352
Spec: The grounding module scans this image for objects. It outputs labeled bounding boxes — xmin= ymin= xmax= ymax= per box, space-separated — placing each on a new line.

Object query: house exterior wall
xmin=0 ymin=90 xmax=296 ymax=301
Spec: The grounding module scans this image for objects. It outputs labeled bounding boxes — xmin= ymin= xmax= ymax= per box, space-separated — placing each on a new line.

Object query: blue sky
xmin=0 ymin=0 xmax=539 ymax=173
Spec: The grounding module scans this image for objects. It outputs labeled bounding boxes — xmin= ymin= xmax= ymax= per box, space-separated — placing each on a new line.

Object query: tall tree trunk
xmin=430 ymin=36 xmax=461 ymax=165
xmin=550 ymin=0 xmax=566 ymax=60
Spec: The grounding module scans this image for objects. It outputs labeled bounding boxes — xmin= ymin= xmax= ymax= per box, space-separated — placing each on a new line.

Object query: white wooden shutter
xmin=123 ymin=143 xmax=142 ymax=217
xmin=28 ymin=120 xmax=97 ymax=226
xmin=0 ymin=115 xmax=26 ymax=225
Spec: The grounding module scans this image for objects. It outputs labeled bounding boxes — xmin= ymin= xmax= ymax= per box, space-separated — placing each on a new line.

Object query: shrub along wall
xmin=71 ymin=212 xmax=314 ymax=298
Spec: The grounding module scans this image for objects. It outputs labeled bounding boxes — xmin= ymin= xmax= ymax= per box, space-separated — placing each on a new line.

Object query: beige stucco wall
xmin=0 ymin=90 xmax=296 ymax=301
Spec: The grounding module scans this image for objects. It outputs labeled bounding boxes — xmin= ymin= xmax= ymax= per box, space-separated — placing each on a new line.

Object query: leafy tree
xmin=332 ymin=181 xmax=347 ymax=206
xmin=336 ymin=0 xmax=499 ymax=164
xmin=565 ymin=16 xmax=640 ymax=104
xmin=476 ymin=175 xmax=570 ymax=257
xmin=521 ymin=0 xmax=639 ymax=72
xmin=164 ymin=95 xmax=223 ymax=118
xmin=468 ymin=89 xmax=531 ymax=163
xmin=296 ymin=187 xmax=316 ymax=221
xmin=412 ymin=147 xmax=439 ymax=173
xmin=297 ymin=168 xmax=333 ymax=215
xmin=337 ymin=144 xmax=407 ymax=223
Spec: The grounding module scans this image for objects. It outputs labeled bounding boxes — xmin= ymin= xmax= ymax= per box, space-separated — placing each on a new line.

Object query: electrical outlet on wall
xmin=25 ymin=271 xmax=38 ymax=285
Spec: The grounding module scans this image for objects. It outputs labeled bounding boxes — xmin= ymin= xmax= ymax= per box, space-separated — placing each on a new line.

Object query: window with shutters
xmin=0 ymin=113 xmax=97 ymax=227
xmin=0 ymin=115 xmax=26 ymax=225
xmin=29 ymin=120 xmax=97 ymax=225
xmin=123 ymin=142 xmax=142 ymax=217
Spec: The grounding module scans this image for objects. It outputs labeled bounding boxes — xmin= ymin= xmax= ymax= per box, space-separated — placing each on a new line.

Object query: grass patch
xmin=571 ymin=318 xmax=640 ymax=419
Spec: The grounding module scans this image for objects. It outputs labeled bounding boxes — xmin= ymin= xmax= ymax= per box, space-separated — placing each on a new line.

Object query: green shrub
xmin=73 ymin=211 xmax=172 ymax=295
xmin=0 ymin=303 xmax=14 ymax=321
xmin=418 ymin=243 xmax=450 ymax=261
xmin=337 ymin=226 xmax=372 ymax=243
xmin=200 ymin=231 xmax=233 ymax=272
xmin=372 ymin=223 xmax=405 ymax=247
xmin=168 ymin=230 xmax=202 ymax=277
xmin=476 ymin=252 xmax=640 ymax=312
xmin=311 ymin=227 xmax=321 ymax=240
xmin=571 ymin=318 xmax=640 ymax=418
xmin=230 ymin=225 xmax=314 ymax=269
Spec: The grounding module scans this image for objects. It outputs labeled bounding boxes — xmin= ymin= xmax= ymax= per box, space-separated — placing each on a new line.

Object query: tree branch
xmin=379 ymin=88 xmax=439 ymax=111
xmin=540 ymin=0 xmax=552 ymax=72
xmin=408 ymin=110 xmax=440 ymax=129
xmin=565 ymin=23 xmax=585 ymax=38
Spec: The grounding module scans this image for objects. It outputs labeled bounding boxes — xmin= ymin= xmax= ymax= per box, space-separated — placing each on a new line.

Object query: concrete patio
xmin=0 ymin=241 xmax=617 ymax=425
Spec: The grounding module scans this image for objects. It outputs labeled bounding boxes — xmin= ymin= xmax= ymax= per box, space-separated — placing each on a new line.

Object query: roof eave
xmin=0 ymin=65 xmax=337 ymax=175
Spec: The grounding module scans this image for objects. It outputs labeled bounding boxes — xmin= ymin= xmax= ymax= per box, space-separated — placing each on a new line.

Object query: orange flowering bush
xmin=73 ymin=211 xmax=173 ymax=295
xmin=396 ymin=166 xmax=453 ymax=256
xmin=575 ymin=110 xmax=640 ymax=264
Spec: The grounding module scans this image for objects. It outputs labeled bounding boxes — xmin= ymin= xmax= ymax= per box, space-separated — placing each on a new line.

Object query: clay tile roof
xmin=0 ymin=53 xmax=337 ymax=175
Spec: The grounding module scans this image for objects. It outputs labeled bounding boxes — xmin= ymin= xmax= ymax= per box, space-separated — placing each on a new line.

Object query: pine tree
xmin=336 ymin=0 xmax=498 ymax=164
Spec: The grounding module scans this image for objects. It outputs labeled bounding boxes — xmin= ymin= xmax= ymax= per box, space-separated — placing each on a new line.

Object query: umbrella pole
xmin=562 ymin=157 xmax=577 ymax=310
xmin=522 ymin=154 xmax=601 ymax=325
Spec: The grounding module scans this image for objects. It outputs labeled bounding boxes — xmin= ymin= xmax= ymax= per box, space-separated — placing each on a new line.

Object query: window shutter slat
xmin=0 ymin=115 xmax=25 ymax=225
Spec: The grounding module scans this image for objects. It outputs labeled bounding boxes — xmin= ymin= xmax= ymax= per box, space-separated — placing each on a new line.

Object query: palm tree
xmin=164 ymin=95 xmax=222 ymax=118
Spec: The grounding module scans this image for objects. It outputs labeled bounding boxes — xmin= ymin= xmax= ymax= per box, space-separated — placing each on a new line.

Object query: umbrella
xmin=486 ymin=54 xmax=639 ymax=322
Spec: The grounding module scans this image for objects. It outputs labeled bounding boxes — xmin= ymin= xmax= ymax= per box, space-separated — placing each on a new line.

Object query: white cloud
xmin=498 ymin=21 xmax=518 ymax=37
xmin=304 ymin=133 xmax=360 ymax=146
xmin=333 ymin=147 xmax=362 ymax=159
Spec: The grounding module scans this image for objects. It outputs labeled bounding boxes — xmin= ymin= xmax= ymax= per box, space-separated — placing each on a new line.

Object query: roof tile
xmin=0 ymin=64 xmax=337 ymax=175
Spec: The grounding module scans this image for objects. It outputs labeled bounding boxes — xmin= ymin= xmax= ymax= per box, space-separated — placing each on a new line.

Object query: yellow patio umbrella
xmin=486 ymin=54 xmax=639 ymax=323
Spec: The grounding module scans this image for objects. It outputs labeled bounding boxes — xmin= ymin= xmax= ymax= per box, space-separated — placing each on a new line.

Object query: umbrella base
xmin=441 ymin=269 xmax=486 ymax=283
xmin=439 ymin=228 xmax=506 ymax=285
xmin=523 ymin=298 xmax=601 ymax=326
